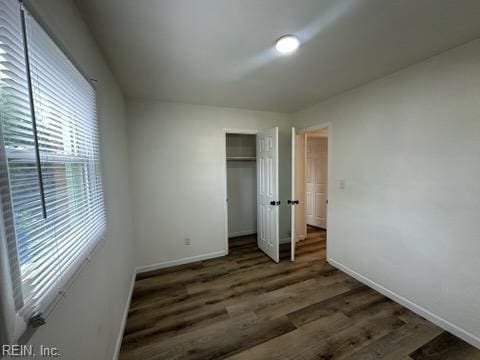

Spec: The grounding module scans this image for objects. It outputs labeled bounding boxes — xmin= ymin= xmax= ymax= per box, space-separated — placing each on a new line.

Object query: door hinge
xmin=270 ymin=201 xmax=281 ymax=206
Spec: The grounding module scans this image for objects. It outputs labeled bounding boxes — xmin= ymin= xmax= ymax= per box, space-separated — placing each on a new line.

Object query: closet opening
xmin=225 ymin=132 xmax=258 ymax=254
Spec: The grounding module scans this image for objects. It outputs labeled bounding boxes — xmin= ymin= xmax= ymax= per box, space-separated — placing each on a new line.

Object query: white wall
xmin=127 ymin=100 xmax=291 ymax=269
xmin=19 ymin=1 xmax=135 ymax=359
xmin=226 ymin=135 xmax=257 ymax=238
xmin=293 ymin=39 xmax=480 ymax=347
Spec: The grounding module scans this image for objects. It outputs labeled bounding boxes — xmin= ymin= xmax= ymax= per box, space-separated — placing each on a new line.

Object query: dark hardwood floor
xmin=119 ymin=227 xmax=480 ymax=359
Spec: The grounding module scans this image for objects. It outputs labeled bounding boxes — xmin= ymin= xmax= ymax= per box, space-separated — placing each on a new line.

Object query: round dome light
xmin=275 ymin=35 xmax=300 ymax=55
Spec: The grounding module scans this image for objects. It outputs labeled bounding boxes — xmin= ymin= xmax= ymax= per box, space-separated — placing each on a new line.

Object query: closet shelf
xmin=226 ymin=156 xmax=256 ymax=161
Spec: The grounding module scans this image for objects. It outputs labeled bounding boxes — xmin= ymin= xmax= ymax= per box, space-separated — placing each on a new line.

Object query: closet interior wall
xmin=226 ymin=134 xmax=257 ymax=238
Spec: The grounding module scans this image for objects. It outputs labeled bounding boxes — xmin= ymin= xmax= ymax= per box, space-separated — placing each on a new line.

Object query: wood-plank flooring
xmin=119 ymin=227 xmax=480 ymax=359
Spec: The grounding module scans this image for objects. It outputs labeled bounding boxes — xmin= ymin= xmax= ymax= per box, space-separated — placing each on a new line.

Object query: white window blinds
xmin=0 ymin=0 xmax=105 ymax=328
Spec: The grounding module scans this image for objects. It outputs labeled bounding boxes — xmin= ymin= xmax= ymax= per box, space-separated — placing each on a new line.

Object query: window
xmin=0 ymin=0 xmax=105 ymax=337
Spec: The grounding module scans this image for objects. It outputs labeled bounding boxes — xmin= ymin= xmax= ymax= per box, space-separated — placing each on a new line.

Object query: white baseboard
xmin=328 ymin=258 xmax=480 ymax=350
xmin=135 ymin=250 xmax=227 ymax=274
xmin=228 ymin=230 xmax=256 ymax=238
xmin=113 ymin=270 xmax=136 ymax=360
xmin=279 ymin=237 xmax=291 ymax=244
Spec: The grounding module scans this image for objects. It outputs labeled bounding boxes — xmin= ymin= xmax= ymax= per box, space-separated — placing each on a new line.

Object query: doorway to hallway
xmin=290 ymin=126 xmax=329 ymax=262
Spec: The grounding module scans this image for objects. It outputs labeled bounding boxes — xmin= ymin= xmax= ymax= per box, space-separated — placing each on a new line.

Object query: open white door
xmin=257 ymin=127 xmax=279 ymax=263
xmin=290 ymin=128 xmax=296 ymax=261
xmin=290 ymin=130 xmax=307 ymax=262
xmin=295 ymin=134 xmax=307 ymax=241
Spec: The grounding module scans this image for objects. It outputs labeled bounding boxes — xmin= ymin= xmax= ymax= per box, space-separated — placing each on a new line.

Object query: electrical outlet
xmin=184 ymin=238 xmax=191 ymax=245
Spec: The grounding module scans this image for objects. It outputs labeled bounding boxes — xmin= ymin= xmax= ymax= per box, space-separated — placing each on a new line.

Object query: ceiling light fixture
xmin=275 ymin=35 xmax=300 ymax=55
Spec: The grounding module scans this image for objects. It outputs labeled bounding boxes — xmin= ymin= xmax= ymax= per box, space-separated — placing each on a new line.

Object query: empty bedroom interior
xmin=0 ymin=0 xmax=480 ymax=359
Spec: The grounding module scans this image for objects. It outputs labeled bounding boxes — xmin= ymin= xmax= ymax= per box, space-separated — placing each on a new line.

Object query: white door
xmin=290 ymin=128 xmax=296 ymax=261
xmin=291 ymin=130 xmax=307 ymax=262
xmin=294 ymin=133 xmax=306 ymax=237
xmin=305 ymin=136 xmax=328 ymax=228
xmin=257 ymin=127 xmax=279 ymax=263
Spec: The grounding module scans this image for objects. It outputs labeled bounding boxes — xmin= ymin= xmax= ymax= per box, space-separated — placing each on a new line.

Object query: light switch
xmin=338 ymin=179 xmax=346 ymax=190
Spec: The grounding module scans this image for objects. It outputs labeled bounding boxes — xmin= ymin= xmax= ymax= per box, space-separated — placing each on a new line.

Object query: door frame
xmin=294 ymin=122 xmax=332 ymax=259
xmin=222 ymin=129 xmax=259 ymax=255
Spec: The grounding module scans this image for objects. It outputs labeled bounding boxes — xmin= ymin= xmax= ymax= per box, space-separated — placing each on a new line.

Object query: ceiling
xmin=76 ymin=0 xmax=480 ymax=113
